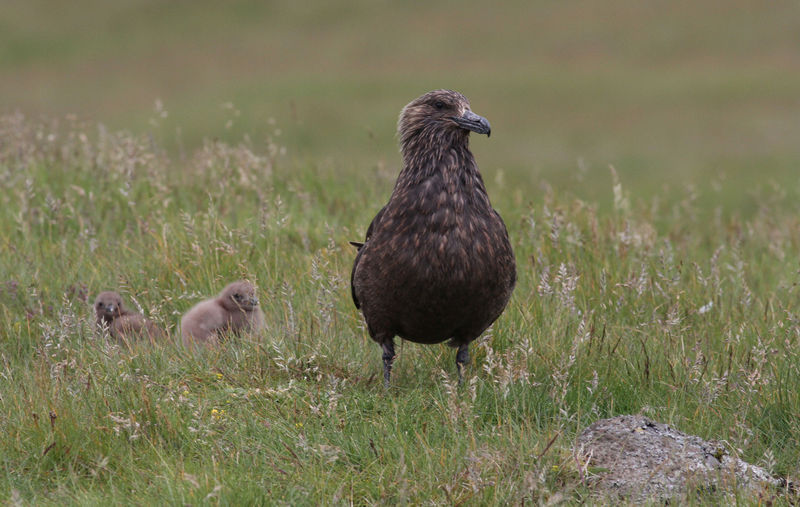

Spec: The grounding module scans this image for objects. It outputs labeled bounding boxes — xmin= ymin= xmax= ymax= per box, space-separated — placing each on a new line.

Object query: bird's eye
xmin=234 ymin=293 xmax=241 ymax=300
xmin=434 ymin=101 xmax=445 ymax=110
xmin=97 ymin=303 xmax=103 ymax=308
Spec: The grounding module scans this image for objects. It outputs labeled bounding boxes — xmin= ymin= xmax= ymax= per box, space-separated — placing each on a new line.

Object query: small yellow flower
xmin=295 ymin=422 xmax=303 ymax=428
xmin=211 ymin=408 xmax=225 ymax=420
xmin=182 ymin=389 xmax=189 ymax=396
xmin=551 ymin=465 xmax=559 ymax=472
xmin=215 ymin=373 xmax=223 ymax=380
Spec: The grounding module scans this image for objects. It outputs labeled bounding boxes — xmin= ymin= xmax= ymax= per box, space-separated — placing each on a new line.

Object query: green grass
xmin=2 ymin=0 xmax=800 ymax=503
xmin=2 ymin=0 xmax=800 ymax=202
xmin=1 ymin=113 xmax=800 ymax=504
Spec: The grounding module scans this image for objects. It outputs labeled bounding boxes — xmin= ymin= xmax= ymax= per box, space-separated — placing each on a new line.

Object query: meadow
xmin=2 ymin=0 xmax=800 ymax=504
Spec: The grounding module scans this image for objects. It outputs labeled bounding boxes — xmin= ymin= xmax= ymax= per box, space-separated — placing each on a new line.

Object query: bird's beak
xmin=106 ymin=304 xmax=115 ymax=313
xmin=452 ymin=110 xmax=491 ymax=137
xmin=249 ymin=297 xmax=259 ymax=306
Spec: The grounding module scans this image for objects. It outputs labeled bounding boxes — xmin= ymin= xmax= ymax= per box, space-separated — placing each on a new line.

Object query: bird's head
xmin=95 ymin=291 xmax=124 ymax=321
xmin=220 ymin=281 xmax=259 ymax=312
xmin=398 ymin=89 xmax=491 ymax=152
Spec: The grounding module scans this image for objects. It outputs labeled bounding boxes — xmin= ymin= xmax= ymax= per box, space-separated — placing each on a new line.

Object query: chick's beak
xmin=452 ymin=110 xmax=491 ymax=137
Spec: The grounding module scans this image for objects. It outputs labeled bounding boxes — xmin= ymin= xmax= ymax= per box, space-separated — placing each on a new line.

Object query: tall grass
xmin=1 ymin=112 xmax=799 ymax=504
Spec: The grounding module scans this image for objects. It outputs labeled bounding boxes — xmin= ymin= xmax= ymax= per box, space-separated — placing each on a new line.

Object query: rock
xmin=576 ymin=415 xmax=783 ymax=502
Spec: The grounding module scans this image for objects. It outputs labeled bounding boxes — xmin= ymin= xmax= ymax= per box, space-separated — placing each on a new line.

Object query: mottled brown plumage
xmin=181 ymin=281 xmax=265 ymax=347
xmin=94 ymin=291 xmax=165 ymax=344
xmin=351 ymin=90 xmax=516 ymax=386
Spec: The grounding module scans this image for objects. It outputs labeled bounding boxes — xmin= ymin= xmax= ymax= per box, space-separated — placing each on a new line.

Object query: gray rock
xmin=576 ymin=415 xmax=783 ymax=502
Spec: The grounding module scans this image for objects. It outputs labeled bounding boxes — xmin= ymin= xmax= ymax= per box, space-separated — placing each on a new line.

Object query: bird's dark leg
xmin=381 ymin=340 xmax=396 ymax=389
xmin=456 ymin=343 xmax=470 ymax=385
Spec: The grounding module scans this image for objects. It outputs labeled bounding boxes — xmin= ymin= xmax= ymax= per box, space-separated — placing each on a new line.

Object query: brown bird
xmin=94 ymin=291 xmax=165 ymax=344
xmin=180 ymin=281 xmax=265 ymax=347
xmin=351 ymin=89 xmax=516 ymax=387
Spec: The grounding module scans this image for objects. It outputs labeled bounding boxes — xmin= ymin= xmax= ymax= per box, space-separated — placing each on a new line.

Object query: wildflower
xmin=211 ymin=409 xmax=225 ymax=420
xmin=215 ymin=373 xmax=223 ymax=380
xmin=295 ymin=422 xmax=303 ymax=429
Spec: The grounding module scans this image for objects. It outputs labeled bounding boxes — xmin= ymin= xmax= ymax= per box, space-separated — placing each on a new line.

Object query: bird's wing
xmin=350 ymin=205 xmax=387 ymax=309
xmin=364 ymin=205 xmax=386 ymax=240
xmin=350 ymin=250 xmax=364 ymax=309
xmin=493 ymin=208 xmax=518 ymax=289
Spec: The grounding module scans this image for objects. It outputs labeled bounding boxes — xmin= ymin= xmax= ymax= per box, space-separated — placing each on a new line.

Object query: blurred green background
xmin=2 ymin=0 xmax=799 ymax=209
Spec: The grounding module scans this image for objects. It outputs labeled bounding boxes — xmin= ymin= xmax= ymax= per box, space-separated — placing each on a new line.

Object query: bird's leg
xmin=381 ymin=340 xmax=396 ymax=389
xmin=456 ymin=343 xmax=470 ymax=385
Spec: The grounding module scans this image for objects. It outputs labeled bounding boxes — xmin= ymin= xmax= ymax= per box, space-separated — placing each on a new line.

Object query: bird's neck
xmin=397 ymin=135 xmax=480 ymax=189
xmin=400 ymin=127 xmax=466 ymax=163
xmin=99 ymin=312 xmax=120 ymax=324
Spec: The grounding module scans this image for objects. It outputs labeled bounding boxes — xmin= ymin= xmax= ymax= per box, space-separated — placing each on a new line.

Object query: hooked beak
xmin=249 ymin=297 xmax=259 ymax=307
xmin=451 ymin=110 xmax=491 ymax=137
xmin=106 ymin=304 xmax=116 ymax=314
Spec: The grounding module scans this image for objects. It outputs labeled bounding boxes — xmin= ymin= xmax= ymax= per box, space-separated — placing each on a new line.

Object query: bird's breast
xmin=373 ymin=192 xmax=507 ymax=284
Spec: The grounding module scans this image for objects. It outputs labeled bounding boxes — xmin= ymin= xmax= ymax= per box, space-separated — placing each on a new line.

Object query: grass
xmin=1 ymin=112 xmax=800 ymax=504
xmin=2 ymin=0 xmax=800 ymax=503
xmin=2 ymin=0 xmax=800 ymax=199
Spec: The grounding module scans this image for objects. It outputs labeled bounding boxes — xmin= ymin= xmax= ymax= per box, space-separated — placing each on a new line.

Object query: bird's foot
xmin=381 ymin=341 xmax=396 ymax=390
xmin=455 ymin=343 xmax=470 ymax=386
xmin=383 ymin=363 xmax=392 ymax=389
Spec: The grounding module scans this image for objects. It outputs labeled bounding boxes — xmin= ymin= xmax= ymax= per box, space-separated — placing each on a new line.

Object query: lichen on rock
xmin=576 ymin=415 xmax=785 ymax=502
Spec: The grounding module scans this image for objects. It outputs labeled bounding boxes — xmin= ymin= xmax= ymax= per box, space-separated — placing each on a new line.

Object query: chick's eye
xmin=234 ymin=293 xmax=241 ymax=299
xmin=434 ymin=101 xmax=444 ymax=110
